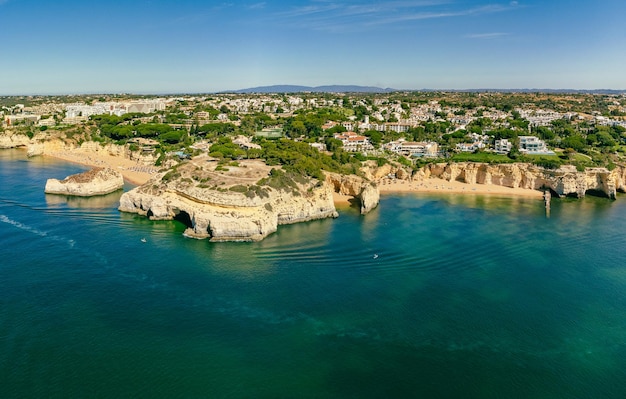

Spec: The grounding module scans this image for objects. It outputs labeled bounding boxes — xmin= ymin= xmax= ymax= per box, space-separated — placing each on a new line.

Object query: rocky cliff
xmin=415 ymin=162 xmax=625 ymax=199
xmin=26 ymin=136 xmax=158 ymax=165
xmin=118 ymin=157 xmax=338 ymax=242
xmin=45 ymin=167 xmax=124 ymax=196
xmin=1 ymin=130 xmax=158 ymax=165
xmin=325 ymin=172 xmax=380 ymax=214
xmin=0 ymin=132 xmax=31 ymax=148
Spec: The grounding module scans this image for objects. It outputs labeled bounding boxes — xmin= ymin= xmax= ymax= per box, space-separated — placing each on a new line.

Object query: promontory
xmin=118 ymin=155 xmax=379 ymax=242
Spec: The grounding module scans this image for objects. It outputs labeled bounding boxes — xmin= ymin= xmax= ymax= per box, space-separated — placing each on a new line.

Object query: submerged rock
xmin=45 ymin=167 xmax=124 ymax=196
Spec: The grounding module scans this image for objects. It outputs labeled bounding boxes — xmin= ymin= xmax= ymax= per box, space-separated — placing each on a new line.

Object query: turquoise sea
xmin=2 ymin=148 xmax=626 ymax=398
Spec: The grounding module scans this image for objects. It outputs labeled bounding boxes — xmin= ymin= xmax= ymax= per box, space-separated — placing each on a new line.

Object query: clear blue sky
xmin=1 ymin=0 xmax=625 ymax=94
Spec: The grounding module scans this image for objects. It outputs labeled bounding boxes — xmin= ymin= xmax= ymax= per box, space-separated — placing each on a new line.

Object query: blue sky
xmin=1 ymin=0 xmax=625 ymax=94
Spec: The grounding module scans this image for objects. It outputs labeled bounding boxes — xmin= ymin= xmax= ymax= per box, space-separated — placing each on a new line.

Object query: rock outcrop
xmin=325 ymin=172 xmax=380 ymax=214
xmin=0 ymin=132 xmax=31 ymax=149
xmin=45 ymin=167 xmax=124 ymax=196
xmin=360 ymin=160 xmax=412 ymax=182
xmin=416 ymin=162 xmax=625 ymax=199
xmin=118 ymin=158 xmax=339 ymax=242
xmin=1 ymin=131 xmax=158 ymax=166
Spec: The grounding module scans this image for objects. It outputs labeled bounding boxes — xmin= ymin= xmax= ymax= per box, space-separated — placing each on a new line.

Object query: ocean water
xmin=2 ymin=148 xmax=626 ymax=398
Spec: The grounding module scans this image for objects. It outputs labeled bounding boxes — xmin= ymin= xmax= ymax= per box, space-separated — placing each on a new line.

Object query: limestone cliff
xmin=118 ymin=157 xmax=338 ymax=242
xmin=26 ymin=135 xmax=158 ymax=165
xmin=0 ymin=130 xmax=158 ymax=166
xmin=415 ymin=162 xmax=625 ymax=199
xmin=360 ymin=160 xmax=412 ymax=181
xmin=325 ymin=172 xmax=380 ymax=214
xmin=0 ymin=132 xmax=31 ymax=148
xmin=45 ymin=167 xmax=124 ymax=196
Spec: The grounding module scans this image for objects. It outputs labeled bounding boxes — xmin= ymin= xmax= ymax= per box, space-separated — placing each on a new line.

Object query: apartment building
xmin=519 ymin=136 xmax=554 ymax=154
xmin=494 ymin=139 xmax=512 ymax=154
xmin=385 ymin=139 xmax=438 ymax=157
xmin=334 ymin=132 xmax=374 ymax=152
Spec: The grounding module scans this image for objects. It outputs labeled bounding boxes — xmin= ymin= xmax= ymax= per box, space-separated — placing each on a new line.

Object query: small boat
xmin=141 ymin=238 xmax=147 ymax=243
xmin=373 ymin=254 xmax=378 ymax=259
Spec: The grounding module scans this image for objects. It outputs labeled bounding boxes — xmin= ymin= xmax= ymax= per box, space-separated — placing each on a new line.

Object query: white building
xmin=386 ymin=139 xmax=438 ymax=157
xmin=456 ymin=142 xmax=483 ymax=152
xmin=385 ymin=123 xmax=411 ymax=133
xmin=455 ymin=132 xmax=489 ymax=152
xmin=309 ymin=142 xmax=327 ymax=152
xmin=519 ymin=136 xmax=554 ymax=155
xmin=494 ymin=139 xmax=512 ymax=154
xmin=38 ymin=117 xmax=56 ymax=127
xmin=334 ymin=132 xmax=374 ymax=152
xmin=65 ymin=99 xmax=167 ymax=118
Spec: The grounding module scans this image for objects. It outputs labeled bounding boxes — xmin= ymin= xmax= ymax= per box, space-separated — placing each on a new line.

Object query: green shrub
xmin=229 ymin=185 xmax=248 ymax=193
xmin=162 ymin=171 xmax=180 ymax=182
xmin=532 ymin=158 xmax=562 ymax=169
xmin=155 ymin=154 xmax=165 ymax=166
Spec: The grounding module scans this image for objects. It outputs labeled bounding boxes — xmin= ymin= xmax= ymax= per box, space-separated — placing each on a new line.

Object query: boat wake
xmin=0 ymin=214 xmax=49 ymax=238
xmin=0 ymin=214 xmax=76 ymax=248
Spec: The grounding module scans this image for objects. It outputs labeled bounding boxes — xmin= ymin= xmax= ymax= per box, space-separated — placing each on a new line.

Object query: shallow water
xmin=2 ymin=148 xmax=626 ymax=398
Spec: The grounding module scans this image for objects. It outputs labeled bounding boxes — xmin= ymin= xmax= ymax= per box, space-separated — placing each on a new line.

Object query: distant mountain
xmin=228 ymin=85 xmax=397 ymax=94
xmin=223 ymin=86 xmax=625 ymax=95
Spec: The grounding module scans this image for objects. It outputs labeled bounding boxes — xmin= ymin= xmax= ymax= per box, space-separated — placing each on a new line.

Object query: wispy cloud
xmin=465 ymin=32 xmax=510 ymax=39
xmin=247 ymin=2 xmax=267 ymax=10
xmin=276 ymin=1 xmax=521 ymax=32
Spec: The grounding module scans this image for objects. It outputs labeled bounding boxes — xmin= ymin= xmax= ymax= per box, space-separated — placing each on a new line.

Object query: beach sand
xmin=46 ymin=150 xmax=157 ymax=185
xmin=332 ymin=192 xmax=354 ymax=205
xmin=378 ymin=178 xmax=544 ymax=198
xmin=45 ymin=148 xmax=543 ymax=199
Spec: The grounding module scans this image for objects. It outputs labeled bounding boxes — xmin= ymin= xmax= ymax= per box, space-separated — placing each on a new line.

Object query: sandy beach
xmin=46 ymin=150 xmax=158 ymax=185
xmin=45 ymin=148 xmax=543 ymax=199
xmin=333 ymin=177 xmax=543 ymax=206
xmin=378 ymin=178 xmax=544 ymax=198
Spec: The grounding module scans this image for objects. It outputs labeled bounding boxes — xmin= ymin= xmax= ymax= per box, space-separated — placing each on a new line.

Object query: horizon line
xmin=2 ymin=86 xmax=626 ymax=97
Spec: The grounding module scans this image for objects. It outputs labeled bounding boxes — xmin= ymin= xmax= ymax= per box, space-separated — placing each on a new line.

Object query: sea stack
xmin=45 ymin=167 xmax=124 ymax=196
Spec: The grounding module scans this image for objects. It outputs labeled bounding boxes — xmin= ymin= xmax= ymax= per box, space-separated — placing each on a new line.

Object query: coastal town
xmin=4 ymin=1 xmax=626 ymax=396
xmin=2 ymin=91 xmax=625 ymax=165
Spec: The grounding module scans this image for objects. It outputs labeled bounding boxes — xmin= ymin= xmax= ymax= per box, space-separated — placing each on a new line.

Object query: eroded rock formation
xmin=118 ymin=157 xmax=339 ymax=242
xmin=0 ymin=132 xmax=31 ymax=148
xmin=45 ymin=167 xmax=124 ymax=196
xmin=325 ymin=172 xmax=380 ymax=214
xmin=415 ymin=162 xmax=625 ymax=199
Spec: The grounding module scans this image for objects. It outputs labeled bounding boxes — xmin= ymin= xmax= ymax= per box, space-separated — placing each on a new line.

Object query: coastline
xmin=42 ymin=148 xmax=543 ymax=200
xmin=44 ymin=150 xmax=156 ymax=185
xmin=377 ymin=178 xmax=544 ymax=198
